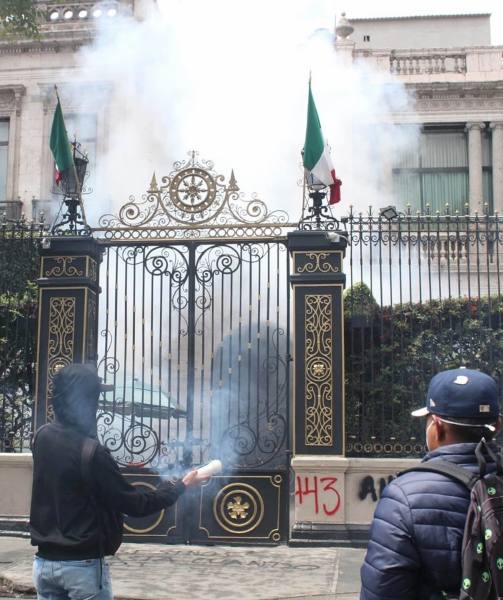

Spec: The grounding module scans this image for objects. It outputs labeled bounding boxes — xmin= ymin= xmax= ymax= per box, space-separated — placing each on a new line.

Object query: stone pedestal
xmin=287 ymin=230 xmax=348 ymax=545
xmin=34 ymin=235 xmax=102 ymax=431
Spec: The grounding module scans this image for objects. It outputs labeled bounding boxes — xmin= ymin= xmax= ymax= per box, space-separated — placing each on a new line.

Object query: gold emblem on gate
xmin=227 ymin=496 xmax=250 ymax=520
xmin=169 ymin=167 xmax=217 ymax=214
xmin=312 ymin=362 xmax=326 ymax=376
xmin=214 ymin=483 xmax=265 ymax=534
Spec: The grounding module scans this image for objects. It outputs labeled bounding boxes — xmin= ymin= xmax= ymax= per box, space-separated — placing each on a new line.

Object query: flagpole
xmin=53 ymin=85 xmax=89 ymax=230
xmin=300 ymin=73 xmax=312 ymax=224
xmin=301 ymin=170 xmax=307 ymax=224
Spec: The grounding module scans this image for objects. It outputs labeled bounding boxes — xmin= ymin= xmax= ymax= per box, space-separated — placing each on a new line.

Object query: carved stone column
xmin=288 ymin=230 xmax=350 ymax=545
xmin=466 ymin=122 xmax=485 ymax=213
xmin=34 ymin=236 xmax=102 ymax=431
xmin=490 ymin=122 xmax=503 ymax=214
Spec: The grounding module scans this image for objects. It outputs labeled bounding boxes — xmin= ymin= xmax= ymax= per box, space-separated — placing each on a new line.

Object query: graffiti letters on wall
xmin=294 ymin=475 xmax=341 ymax=516
xmin=358 ymin=475 xmax=395 ymax=502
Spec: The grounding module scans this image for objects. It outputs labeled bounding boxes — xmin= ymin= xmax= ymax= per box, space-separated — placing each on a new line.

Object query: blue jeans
xmin=33 ymin=556 xmax=113 ymax=600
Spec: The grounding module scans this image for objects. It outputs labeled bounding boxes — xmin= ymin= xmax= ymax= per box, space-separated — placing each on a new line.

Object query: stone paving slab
xmin=0 ymin=536 xmax=365 ymax=599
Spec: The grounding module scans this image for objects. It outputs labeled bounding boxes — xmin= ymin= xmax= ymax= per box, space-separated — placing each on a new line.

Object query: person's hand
xmin=182 ymin=469 xmax=211 ymax=491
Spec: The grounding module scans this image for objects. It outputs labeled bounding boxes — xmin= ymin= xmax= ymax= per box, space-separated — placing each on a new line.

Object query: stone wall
xmin=290 ymin=456 xmax=421 ymax=545
xmin=0 ymin=454 xmax=32 ymax=535
xmin=0 ymin=452 xmax=421 ymax=544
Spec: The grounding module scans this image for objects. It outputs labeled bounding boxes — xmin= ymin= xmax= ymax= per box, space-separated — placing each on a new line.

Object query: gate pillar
xmin=287 ymin=230 xmax=351 ymax=546
xmin=34 ymin=236 xmax=102 ymax=431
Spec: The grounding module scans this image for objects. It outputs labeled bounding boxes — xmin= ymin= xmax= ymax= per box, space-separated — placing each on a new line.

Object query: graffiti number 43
xmin=295 ymin=476 xmax=341 ymax=516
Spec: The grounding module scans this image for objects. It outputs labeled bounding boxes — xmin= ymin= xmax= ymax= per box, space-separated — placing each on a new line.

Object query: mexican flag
xmin=303 ymin=83 xmax=342 ymax=205
xmin=50 ymin=98 xmax=73 ymax=186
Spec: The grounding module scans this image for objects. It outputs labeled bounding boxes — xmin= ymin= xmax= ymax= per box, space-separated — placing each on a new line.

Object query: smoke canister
xmin=197 ymin=459 xmax=222 ymax=477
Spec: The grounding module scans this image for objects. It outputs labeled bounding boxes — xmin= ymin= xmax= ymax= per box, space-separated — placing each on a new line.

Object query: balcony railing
xmin=390 ymin=52 xmax=467 ymax=75
xmin=352 ymin=46 xmax=502 ymax=80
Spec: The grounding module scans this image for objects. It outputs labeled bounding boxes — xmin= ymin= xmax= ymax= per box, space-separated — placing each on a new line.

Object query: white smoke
xmin=65 ymin=1 xmax=420 ymax=227
xmin=78 ymin=2 xmax=424 ymax=467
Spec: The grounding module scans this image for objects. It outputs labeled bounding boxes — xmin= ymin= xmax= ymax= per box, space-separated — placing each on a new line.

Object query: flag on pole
xmin=303 ymin=83 xmax=341 ymax=204
xmin=50 ymin=98 xmax=73 ymax=185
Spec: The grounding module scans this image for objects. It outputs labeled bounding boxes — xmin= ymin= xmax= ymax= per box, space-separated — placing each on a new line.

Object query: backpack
xmin=402 ymin=439 xmax=503 ymax=600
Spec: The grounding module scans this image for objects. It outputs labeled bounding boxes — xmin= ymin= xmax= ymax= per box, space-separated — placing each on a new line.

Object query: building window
xmin=392 ymin=125 xmax=473 ymax=215
xmin=53 ymin=113 xmax=97 ymax=198
xmin=363 ymin=35 xmax=370 ymax=42
xmin=0 ymin=119 xmax=9 ymax=201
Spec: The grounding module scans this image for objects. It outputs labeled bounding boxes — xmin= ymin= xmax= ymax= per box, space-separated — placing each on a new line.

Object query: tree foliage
xmin=0 ymin=0 xmax=45 ymax=40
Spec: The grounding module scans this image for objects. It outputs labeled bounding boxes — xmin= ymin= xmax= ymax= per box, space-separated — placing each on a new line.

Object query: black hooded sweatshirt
xmin=30 ymin=365 xmax=185 ymax=560
xmin=30 ymin=421 xmax=185 ymax=559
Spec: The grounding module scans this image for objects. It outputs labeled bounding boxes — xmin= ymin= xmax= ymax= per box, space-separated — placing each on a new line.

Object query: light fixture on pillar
xmin=51 ymin=137 xmax=91 ymax=235
xmin=298 ymin=172 xmax=341 ymax=231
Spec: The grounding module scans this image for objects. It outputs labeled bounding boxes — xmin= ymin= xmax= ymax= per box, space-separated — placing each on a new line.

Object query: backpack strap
xmin=475 ymin=438 xmax=503 ymax=478
xmin=400 ymin=461 xmax=480 ymax=490
xmin=80 ymin=438 xmax=99 ymax=502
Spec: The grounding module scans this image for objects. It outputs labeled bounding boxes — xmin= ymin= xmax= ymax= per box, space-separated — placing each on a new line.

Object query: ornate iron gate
xmin=94 ymin=153 xmax=295 ymax=544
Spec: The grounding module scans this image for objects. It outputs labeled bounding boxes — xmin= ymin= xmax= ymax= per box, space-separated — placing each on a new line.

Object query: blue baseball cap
xmin=411 ymin=368 xmax=500 ymax=419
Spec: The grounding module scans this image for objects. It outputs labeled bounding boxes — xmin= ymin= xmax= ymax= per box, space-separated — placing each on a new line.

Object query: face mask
xmin=425 ymin=418 xmax=435 ymax=450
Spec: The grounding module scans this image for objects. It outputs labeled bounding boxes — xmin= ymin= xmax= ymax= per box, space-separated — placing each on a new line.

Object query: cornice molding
xmin=415 ymin=97 xmax=503 ymax=113
xmin=0 ymin=30 xmax=96 ymax=55
xmin=394 ymin=82 xmax=503 ymax=114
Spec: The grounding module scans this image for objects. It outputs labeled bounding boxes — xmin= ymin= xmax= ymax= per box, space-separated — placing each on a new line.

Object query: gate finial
xmin=228 ymin=170 xmax=239 ymax=192
xmin=149 ymin=172 xmax=158 ymax=192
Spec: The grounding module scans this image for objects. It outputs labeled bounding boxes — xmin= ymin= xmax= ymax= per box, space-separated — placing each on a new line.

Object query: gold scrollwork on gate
xmin=87 ymin=298 xmax=97 ymax=358
xmin=46 ymin=297 xmax=75 ymax=419
xmin=213 ymin=483 xmax=265 ymax=534
xmin=44 ymin=257 xmax=84 ymax=277
xmin=96 ymin=151 xmax=294 ymax=240
xmin=305 ymin=294 xmax=333 ymax=446
xmin=88 ymin=258 xmax=97 ymax=282
xmin=296 ymin=252 xmax=339 ymax=274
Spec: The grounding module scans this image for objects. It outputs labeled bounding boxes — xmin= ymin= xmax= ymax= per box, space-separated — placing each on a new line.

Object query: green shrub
xmin=345 ymin=289 xmax=503 ymax=457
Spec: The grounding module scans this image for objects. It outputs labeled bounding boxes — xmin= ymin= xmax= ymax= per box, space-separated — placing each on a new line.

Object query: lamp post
xmin=298 ymin=173 xmax=342 ymax=231
xmin=51 ymin=138 xmax=90 ymax=235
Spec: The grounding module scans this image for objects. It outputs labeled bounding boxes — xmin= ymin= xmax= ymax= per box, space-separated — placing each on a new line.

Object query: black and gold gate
xmin=93 ymin=153 xmax=295 ymax=544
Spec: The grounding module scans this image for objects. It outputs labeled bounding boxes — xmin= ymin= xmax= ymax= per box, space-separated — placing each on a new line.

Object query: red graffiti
xmin=295 ymin=475 xmax=341 ymax=516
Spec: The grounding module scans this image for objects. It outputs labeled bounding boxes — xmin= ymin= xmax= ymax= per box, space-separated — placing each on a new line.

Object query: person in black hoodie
xmin=30 ymin=363 xmax=208 ymax=600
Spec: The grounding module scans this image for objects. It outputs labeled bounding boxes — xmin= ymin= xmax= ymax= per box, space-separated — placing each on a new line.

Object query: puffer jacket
xmin=360 ymin=442 xmax=499 ymax=600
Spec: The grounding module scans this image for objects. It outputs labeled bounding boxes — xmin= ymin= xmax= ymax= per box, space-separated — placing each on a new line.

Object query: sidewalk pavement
xmin=0 ymin=535 xmax=366 ymax=600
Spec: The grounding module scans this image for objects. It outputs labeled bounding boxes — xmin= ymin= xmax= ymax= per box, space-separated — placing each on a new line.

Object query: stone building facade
xmin=335 ymin=12 xmax=503 ymax=217
xmin=0 ymin=6 xmax=501 ymax=223
xmin=0 ymin=0 xmax=150 ymax=222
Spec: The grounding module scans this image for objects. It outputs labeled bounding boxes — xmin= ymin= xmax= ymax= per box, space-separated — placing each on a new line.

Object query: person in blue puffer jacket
xmin=360 ymin=367 xmax=502 ymax=600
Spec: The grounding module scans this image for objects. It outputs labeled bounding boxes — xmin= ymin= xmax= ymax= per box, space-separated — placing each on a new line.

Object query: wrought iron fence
xmin=343 ymin=205 xmax=503 ymax=458
xmin=0 ymin=220 xmax=44 ymax=452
